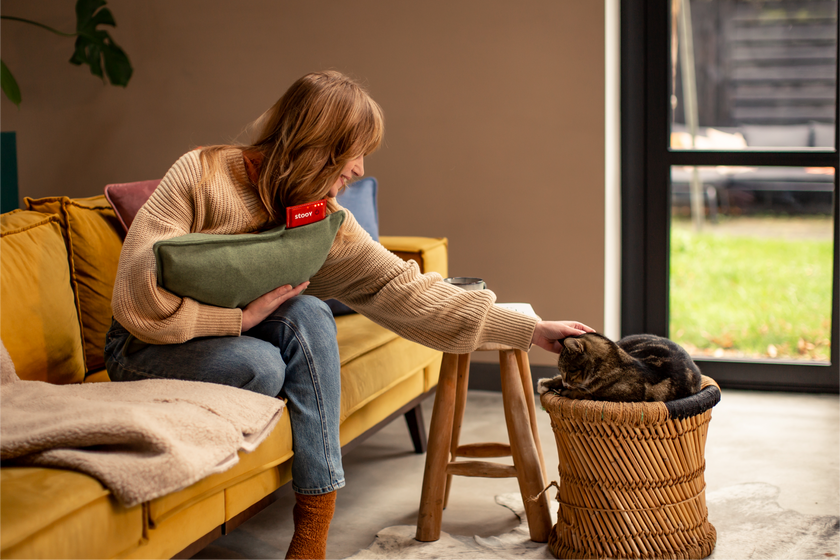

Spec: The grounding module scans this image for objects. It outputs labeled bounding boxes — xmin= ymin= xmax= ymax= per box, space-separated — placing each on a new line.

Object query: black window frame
xmin=621 ymin=0 xmax=839 ymax=392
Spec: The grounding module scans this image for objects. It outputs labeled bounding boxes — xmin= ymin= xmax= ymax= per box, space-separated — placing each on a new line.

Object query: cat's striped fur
xmin=537 ymin=333 xmax=702 ymax=402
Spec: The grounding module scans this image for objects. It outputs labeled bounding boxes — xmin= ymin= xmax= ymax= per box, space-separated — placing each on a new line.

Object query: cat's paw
xmin=538 ymin=377 xmax=566 ymax=395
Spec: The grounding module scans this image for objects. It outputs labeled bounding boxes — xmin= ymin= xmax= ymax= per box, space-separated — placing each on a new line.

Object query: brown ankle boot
xmin=285 ymin=491 xmax=336 ymax=559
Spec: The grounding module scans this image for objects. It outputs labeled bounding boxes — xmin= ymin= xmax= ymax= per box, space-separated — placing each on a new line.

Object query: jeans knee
xmin=292 ymin=295 xmax=333 ymax=316
xmin=278 ymin=296 xmax=336 ymax=333
xmin=228 ymin=352 xmax=286 ymax=396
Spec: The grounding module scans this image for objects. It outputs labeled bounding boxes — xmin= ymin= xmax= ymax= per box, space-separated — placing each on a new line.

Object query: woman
xmin=105 ymin=70 xmax=594 ymax=559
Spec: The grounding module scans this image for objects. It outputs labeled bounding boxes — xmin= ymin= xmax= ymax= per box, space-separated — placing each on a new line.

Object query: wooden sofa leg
xmin=404 ymin=404 xmax=427 ymax=454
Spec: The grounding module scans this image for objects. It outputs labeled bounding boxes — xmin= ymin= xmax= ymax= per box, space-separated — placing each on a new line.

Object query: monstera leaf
xmin=1 ymin=0 xmax=132 ymax=106
xmin=68 ymin=0 xmax=132 ymax=86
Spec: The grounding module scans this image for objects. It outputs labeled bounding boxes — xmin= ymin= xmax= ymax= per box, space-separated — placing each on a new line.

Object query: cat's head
xmin=556 ymin=332 xmax=616 ymax=389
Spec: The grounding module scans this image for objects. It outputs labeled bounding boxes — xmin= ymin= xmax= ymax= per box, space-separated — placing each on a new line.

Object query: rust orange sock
xmin=285 ymin=491 xmax=336 ymax=559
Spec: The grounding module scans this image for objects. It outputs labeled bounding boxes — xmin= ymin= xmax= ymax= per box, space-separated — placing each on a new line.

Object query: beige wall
xmin=1 ymin=0 xmax=606 ymax=366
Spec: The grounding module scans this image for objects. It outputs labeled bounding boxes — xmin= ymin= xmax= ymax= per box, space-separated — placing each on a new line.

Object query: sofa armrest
xmin=380 ymin=236 xmax=448 ymax=278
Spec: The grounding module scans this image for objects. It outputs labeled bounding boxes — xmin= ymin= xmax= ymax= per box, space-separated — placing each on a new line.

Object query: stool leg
xmin=499 ymin=350 xmax=552 ymax=543
xmin=515 ymin=350 xmax=549 ymax=485
xmin=416 ymin=353 xmax=460 ymax=542
xmin=444 ymin=353 xmax=471 ymax=509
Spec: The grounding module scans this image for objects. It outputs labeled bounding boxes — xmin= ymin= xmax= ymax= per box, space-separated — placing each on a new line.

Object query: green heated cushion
xmin=153 ymin=211 xmax=345 ymax=308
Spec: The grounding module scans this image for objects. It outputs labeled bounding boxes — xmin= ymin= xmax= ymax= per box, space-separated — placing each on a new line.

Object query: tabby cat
xmin=537 ymin=333 xmax=702 ymax=402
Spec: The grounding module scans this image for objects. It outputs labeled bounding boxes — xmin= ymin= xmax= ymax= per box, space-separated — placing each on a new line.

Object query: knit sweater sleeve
xmin=305 ymin=211 xmax=538 ymax=354
xmin=111 ymin=151 xmax=243 ymax=344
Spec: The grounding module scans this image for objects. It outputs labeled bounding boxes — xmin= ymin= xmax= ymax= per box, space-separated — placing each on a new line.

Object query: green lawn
xmin=669 ymin=218 xmax=834 ymax=362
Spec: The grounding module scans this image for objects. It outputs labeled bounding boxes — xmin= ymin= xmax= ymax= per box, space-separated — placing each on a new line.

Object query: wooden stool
xmin=415 ymin=344 xmax=552 ymax=543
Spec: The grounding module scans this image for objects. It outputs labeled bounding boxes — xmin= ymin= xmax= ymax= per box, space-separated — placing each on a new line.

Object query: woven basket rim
xmin=540 ymin=375 xmax=720 ymax=425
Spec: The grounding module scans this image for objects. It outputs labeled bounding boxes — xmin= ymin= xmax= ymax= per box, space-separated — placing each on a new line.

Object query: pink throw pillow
xmin=104 ymin=179 xmax=162 ymax=233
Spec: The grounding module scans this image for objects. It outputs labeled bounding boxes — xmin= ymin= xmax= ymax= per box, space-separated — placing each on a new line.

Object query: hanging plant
xmin=1 ymin=0 xmax=133 ymax=106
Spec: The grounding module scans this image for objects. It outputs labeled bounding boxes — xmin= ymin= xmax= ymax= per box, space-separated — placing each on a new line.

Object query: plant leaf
xmin=70 ymin=36 xmax=103 ymax=78
xmin=69 ymin=36 xmax=87 ymax=66
xmin=69 ymin=0 xmax=132 ymax=86
xmin=1 ymin=60 xmax=22 ymax=106
xmin=89 ymin=8 xmax=116 ymax=28
xmin=75 ymin=0 xmax=107 ymax=32
xmin=101 ymin=41 xmax=132 ymax=87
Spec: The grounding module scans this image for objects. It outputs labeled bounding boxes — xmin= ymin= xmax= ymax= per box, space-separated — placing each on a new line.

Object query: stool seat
xmin=415 ymin=347 xmax=552 ymax=543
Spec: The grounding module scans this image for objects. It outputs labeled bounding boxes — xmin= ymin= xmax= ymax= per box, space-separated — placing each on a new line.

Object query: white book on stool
xmin=496 ymin=302 xmax=539 ymax=320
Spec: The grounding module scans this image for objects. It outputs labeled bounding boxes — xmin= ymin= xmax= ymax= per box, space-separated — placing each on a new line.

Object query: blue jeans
xmin=104 ymin=296 xmax=345 ymax=495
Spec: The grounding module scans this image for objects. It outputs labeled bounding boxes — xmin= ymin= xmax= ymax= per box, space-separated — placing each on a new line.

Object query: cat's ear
xmin=567 ymin=338 xmax=584 ymax=353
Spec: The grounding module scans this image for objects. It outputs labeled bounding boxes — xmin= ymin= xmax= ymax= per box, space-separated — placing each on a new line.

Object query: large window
xmin=622 ymin=0 xmax=838 ymax=391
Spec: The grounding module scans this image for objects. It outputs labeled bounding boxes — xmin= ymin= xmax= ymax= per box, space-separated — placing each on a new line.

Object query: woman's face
xmin=328 ymin=155 xmax=365 ymax=198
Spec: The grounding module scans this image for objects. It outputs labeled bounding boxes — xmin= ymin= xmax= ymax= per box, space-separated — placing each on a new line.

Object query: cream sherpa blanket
xmin=0 ymin=342 xmax=284 ymax=508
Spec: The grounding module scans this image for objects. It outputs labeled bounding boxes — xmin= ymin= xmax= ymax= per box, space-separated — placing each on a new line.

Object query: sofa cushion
xmin=337 ymin=177 xmax=379 ymax=243
xmin=740 ymin=123 xmax=811 ymax=148
xmin=339 ymin=362 xmax=427 ymax=446
xmin=125 ymin=492 xmax=225 ymax=560
xmin=0 ymin=211 xmax=86 ymax=383
xmin=25 ymin=196 xmax=124 ymax=375
xmin=104 ymin=179 xmax=162 ymax=232
xmin=811 ymin=121 xmax=835 ymax=148
xmin=335 ymin=313 xmax=424 ymax=420
xmin=335 ymin=312 xmax=399 ymax=365
xmin=0 ymin=467 xmax=144 ymax=559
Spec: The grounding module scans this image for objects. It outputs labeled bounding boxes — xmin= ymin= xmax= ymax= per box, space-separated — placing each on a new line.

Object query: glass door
xmin=670 ymin=165 xmax=834 ymax=363
xmin=621 ymin=0 xmax=839 ymax=391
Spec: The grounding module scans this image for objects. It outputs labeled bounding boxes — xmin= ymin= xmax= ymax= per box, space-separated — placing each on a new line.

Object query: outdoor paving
xmin=672 ymin=216 xmax=834 ymax=240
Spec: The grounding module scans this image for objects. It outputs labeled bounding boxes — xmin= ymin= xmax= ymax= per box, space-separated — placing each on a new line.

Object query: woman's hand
xmin=531 ymin=321 xmax=596 ymax=353
xmin=241 ymin=282 xmax=310 ymax=333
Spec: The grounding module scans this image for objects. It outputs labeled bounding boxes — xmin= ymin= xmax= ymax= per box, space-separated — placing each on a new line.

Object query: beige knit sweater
xmin=112 ymin=149 xmax=537 ymax=353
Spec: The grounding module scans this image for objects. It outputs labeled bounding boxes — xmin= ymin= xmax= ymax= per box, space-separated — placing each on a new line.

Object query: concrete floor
xmin=192 ymin=389 xmax=839 ymax=559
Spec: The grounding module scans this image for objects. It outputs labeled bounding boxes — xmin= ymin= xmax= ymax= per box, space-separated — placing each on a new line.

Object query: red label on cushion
xmin=286 ymin=200 xmax=327 ymax=228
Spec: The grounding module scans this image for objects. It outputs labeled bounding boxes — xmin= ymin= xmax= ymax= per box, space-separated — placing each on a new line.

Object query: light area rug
xmin=346 ymin=492 xmax=553 ymax=559
xmin=346 ymin=483 xmax=839 ymax=559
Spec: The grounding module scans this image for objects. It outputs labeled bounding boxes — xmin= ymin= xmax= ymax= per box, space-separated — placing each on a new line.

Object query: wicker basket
xmin=540 ymin=376 xmax=721 ymax=560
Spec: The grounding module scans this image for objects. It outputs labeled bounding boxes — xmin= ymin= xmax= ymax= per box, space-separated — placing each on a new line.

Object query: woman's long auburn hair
xmin=198 ymin=71 xmax=384 ymax=224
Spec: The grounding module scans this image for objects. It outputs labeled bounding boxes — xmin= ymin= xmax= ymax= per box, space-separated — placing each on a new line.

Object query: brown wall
xmin=1 ymin=0 xmax=605 ymax=366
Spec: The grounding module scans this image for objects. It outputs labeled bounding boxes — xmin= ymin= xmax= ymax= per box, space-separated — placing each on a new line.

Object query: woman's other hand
xmin=531 ymin=321 xmax=596 ymax=353
xmin=241 ymin=282 xmax=310 ymax=333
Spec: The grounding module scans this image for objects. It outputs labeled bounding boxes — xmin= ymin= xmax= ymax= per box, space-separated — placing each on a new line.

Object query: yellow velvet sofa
xmin=0 ymin=194 xmax=447 ymax=559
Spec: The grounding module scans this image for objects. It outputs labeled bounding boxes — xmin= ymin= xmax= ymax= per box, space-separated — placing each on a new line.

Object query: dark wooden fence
xmin=678 ymin=0 xmax=837 ymax=127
